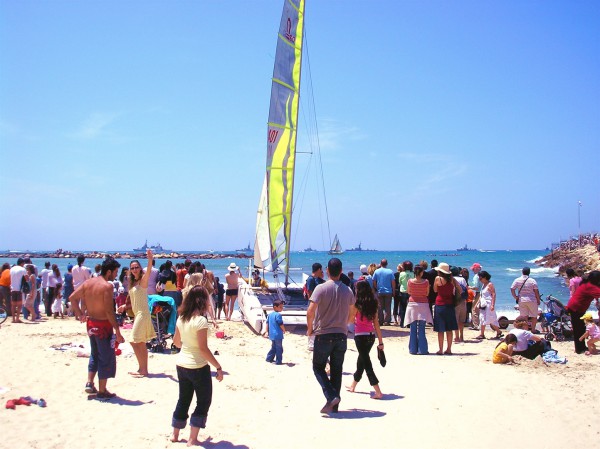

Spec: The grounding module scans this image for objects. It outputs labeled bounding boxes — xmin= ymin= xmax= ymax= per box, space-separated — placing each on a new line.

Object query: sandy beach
xmin=1 ymin=315 xmax=598 ymax=449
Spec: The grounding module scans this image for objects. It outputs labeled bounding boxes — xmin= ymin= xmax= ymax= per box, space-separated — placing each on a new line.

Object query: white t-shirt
xmin=509 ymin=328 xmax=534 ymax=352
xmin=511 ymin=275 xmax=538 ymax=302
xmin=40 ymin=268 xmax=52 ymax=288
xmin=72 ymin=265 xmax=91 ymax=288
xmin=10 ymin=265 xmax=27 ymax=291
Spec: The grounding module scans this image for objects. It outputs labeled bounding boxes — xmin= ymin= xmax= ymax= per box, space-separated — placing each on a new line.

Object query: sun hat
xmin=227 ymin=263 xmax=239 ymax=272
xmin=434 ymin=262 xmax=451 ymax=275
xmin=580 ymin=313 xmax=594 ymax=321
xmin=470 ymin=263 xmax=482 ymax=270
xmin=359 ymin=264 xmax=368 ymax=274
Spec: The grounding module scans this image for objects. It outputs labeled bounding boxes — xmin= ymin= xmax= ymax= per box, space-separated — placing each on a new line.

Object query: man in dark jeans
xmin=306 ymin=258 xmax=354 ymax=414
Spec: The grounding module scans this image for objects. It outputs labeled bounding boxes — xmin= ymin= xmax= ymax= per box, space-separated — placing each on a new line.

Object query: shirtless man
xmin=70 ymin=257 xmax=123 ymax=399
xmin=224 ymin=263 xmax=241 ymax=321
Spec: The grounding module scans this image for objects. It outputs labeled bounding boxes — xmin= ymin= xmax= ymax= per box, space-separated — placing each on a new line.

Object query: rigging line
xmin=303 ymin=28 xmax=333 ymax=248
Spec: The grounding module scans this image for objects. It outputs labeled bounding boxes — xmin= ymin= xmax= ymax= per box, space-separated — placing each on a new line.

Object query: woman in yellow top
xmin=128 ymin=249 xmax=155 ymax=377
xmin=171 ymin=286 xmax=223 ymax=446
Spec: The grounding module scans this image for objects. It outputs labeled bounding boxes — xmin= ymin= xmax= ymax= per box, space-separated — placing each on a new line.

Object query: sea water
xmin=1 ymin=249 xmax=565 ymax=318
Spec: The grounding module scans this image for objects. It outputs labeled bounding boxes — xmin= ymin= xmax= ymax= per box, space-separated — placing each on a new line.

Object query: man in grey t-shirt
xmin=306 ymin=258 xmax=354 ymax=414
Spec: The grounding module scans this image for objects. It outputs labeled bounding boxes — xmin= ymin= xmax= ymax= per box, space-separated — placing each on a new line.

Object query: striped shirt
xmin=407 ymin=278 xmax=429 ymax=303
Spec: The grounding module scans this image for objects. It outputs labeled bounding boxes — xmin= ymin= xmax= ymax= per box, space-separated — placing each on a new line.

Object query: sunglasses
xmin=130 ymin=266 xmax=141 ymax=270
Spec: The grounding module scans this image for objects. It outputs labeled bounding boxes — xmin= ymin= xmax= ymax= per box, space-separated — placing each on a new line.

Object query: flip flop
xmin=475 ymin=335 xmax=486 ymax=340
xmin=5 ymin=400 xmax=16 ymax=410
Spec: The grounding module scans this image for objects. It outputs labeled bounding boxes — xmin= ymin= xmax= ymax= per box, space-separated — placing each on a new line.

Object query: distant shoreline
xmin=0 ymin=250 xmax=252 ymax=260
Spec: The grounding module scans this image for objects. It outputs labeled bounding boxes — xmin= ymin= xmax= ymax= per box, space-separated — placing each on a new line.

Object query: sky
xmin=1 ymin=0 xmax=598 ymax=252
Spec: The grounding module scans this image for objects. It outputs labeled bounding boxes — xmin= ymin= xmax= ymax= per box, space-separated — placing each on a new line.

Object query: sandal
xmin=495 ymin=332 xmax=504 ymax=339
xmin=85 ymin=382 xmax=98 ymax=394
xmin=475 ymin=335 xmax=486 ymax=340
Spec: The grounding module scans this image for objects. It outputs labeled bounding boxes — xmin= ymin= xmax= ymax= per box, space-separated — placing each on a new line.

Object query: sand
xmin=1 ymin=315 xmax=599 ymax=449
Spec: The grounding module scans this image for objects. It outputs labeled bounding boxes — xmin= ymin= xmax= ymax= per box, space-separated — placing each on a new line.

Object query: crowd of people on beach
xmin=2 ymin=251 xmax=600 ymax=445
xmin=554 ymin=232 xmax=600 ymax=251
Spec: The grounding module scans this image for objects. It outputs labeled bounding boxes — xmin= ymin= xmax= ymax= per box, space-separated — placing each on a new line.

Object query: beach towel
xmin=542 ymin=349 xmax=567 ymax=364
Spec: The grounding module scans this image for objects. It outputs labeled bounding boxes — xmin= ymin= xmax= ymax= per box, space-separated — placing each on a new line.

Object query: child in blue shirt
xmin=263 ymin=300 xmax=285 ymax=365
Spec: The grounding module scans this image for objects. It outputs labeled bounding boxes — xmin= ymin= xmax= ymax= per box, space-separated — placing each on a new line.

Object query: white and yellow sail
xmin=254 ymin=0 xmax=305 ymax=281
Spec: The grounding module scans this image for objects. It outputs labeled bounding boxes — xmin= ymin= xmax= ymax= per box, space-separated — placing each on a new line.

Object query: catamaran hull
xmin=238 ymin=281 xmax=309 ymax=335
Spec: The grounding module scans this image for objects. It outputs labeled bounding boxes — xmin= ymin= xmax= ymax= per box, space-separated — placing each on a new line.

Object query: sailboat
xmin=328 ymin=234 xmax=344 ymax=255
xmin=237 ymin=0 xmax=310 ymax=334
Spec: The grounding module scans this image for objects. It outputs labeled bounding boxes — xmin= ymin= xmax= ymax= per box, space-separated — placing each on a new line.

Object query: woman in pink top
xmin=347 ymin=280 xmax=383 ymax=399
xmin=405 ymin=265 xmax=432 ymax=355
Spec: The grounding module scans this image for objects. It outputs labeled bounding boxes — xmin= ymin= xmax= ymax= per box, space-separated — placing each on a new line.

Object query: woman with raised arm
xmin=128 ymin=249 xmax=155 ymax=377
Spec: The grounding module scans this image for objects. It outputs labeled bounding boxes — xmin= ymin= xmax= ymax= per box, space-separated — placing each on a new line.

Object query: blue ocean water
xmin=1 ymin=249 xmax=565 ymax=318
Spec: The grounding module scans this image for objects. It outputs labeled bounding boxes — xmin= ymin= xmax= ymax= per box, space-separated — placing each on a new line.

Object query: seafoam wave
xmin=505 ymin=266 xmax=559 ymax=277
xmin=525 ymin=256 xmax=544 ymax=264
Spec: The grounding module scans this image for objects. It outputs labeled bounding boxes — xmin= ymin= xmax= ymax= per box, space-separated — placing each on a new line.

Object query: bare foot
xmin=170 ymin=429 xmax=180 ymax=443
xmin=444 ymin=350 xmax=453 ymax=355
xmin=187 ymin=439 xmax=202 ymax=447
xmin=371 ymin=392 xmax=383 ymax=399
xmin=346 ymin=385 xmax=355 ymax=393
xmin=129 ymin=371 xmax=147 ymax=378
xmin=436 ymin=350 xmax=443 ymax=355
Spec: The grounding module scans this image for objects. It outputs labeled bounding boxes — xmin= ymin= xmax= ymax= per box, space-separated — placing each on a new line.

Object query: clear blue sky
xmin=1 ymin=0 xmax=598 ymax=252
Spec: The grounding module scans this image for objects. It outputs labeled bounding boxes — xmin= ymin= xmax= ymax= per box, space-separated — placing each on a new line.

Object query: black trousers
xmin=568 ymin=310 xmax=587 ymax=354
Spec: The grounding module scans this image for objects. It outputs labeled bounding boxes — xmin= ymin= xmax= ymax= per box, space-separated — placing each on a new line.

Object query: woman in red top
xmin=566 ymin=271 xmax=600 ymax=354
xmin=433 ymin=263 xmax=459 ymax=355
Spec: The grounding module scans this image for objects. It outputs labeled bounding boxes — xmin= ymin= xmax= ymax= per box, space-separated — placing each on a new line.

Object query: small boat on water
xmin=457 ymin=244 xmax=475 ymax=251
xmin=134 ymin=240 xmax=171 ymax=253
xmin=328 ymin=234 xmax=344 ymax=255
xmin=302 ymin=246 xmax=317 ymax=252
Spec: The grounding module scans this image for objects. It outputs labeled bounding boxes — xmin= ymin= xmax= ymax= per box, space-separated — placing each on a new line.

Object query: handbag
xmin=478 ymin=297 xmax=488 ymax=310
xmin=377 ymin=346 xmax=387 ymax=367
xmin=453 ymin=281 xmax=462 ymax=307
xmin=21 ymin=276 xmax=31 ymax=294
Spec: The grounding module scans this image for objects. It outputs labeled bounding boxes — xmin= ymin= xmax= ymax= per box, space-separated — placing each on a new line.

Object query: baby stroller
xmin=147 ymin=295 xmax=176 ymax=353
xmin=539 ymin=295 xmax=573 ymax=342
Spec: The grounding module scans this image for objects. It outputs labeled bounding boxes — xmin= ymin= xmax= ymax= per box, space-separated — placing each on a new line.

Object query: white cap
xmin=360 ymin=264 xmax=368 ymax=274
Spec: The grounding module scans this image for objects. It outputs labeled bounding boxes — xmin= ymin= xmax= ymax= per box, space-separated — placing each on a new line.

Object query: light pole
xmin=578 ymin=201 xmax=582 ymax=247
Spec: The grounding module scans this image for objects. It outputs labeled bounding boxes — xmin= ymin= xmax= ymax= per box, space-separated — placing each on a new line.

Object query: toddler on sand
xmin=492 ymin=333 xmax=518 ymax=364
xmin=263 ymin=300 xmax=285 ymax=365
xmin=579 ymin=313 xmax=600 ymax=355
xmin=51 ymin=283 xmax=64 ymax=319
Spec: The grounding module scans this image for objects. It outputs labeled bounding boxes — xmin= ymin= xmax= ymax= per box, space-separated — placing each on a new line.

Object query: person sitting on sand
xmin=347 ymin=280 xmax=384 ymax=399
xmin=171 ymin=286 xmax=224 ymax=446
xmin=509 ymin=316 xmax=547 ymax=360
xmin=70 ymin=257 xmax=124 ymax=399
xmin=578 ymin=313 xmax=600 ymax=355
xmin=492 ymin=334 xmax=518 ymax=364
xmin=128 ymin=249 xmax=155 ymax=378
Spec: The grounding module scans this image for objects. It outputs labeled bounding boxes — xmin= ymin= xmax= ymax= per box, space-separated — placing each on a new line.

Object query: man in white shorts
xmin=510 ymin=267 xmax=541 ymax=333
